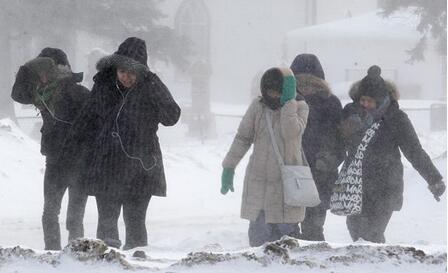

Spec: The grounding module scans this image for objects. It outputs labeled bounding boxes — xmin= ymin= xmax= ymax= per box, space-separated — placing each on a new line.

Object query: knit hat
xmin=358 ymin=65 xmax=388 ymax=104
xmin=38 ymin=47 xmax=70 ymax=67
xmin=290 ymin=54 xmax=325 ymax=80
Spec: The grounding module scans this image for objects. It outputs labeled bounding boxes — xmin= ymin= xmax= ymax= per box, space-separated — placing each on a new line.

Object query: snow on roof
xmin=287 ymin=9 xmax=421 ymax=41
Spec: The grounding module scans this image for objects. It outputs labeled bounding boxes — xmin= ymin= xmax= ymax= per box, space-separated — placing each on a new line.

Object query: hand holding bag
xmin=266 ymin=111 xmax=320 ymax=207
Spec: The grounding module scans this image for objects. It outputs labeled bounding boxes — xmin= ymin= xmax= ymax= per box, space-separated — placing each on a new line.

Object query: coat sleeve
xmin=60 ymin=86 xmax=101 ymax=166
xmin=316 ymin=96 xmax=345 ymax=169
xmin=149 ymin=74 xmax=181 ymax=126
xmin=70 ymin=85 xmax=90 ymax=108
xmin=394 ymin=110 xmax=443 ymax=185
xmin=222 ymin=100 xmax=258 ymax=169
xmin=11 ymin=65 xmax=39 ymax=104
xmin=339 ymin=103 xmax=366 ymax=151
xmin=280 ymin=99 xmax=308 ymax=141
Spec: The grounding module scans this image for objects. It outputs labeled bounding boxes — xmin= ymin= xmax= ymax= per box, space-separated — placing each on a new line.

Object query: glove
xmin=340 ymin=115 xmax=363 ymax=138
xmin=428 ymin=181 xmax=446 ymax=201
xmin=280 ymin=75 xmax=296 ymax=106
xmin=221 ymin=168 xmax=235 ymax=195
xmin=315 ymin=159 xmax=328 ymax=172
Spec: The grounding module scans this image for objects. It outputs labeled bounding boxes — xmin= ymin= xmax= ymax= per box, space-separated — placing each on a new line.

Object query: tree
xmin=0 ymin=0 xmax=191 ymax=120
xmin=379 ymin=0 xmax=447 ymax=63
xmin=75 ymin=0 xmax=191 ymax=69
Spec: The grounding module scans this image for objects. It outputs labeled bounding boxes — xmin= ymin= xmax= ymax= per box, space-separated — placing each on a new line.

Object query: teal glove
xmin=221 ymin=168 xmax=235 ymax=195
xmin=280 ymin=74 xmax=296 ymax=106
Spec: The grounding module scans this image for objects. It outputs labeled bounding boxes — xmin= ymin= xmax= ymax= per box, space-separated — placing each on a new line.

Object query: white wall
xmin=316 ymin=0 xmax=378 ymax=24
xmin=158 ymin=0 xmax=307 ymax=103
xmin=286 ymin=35 xmax=445 ymax=100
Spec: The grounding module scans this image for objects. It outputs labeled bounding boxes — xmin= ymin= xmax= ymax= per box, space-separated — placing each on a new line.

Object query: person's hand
xmin=428 ymin=181 xmax=446 ymax=201
xmin=315 ymin=159 xmax=328 ymax=172
xmin=340 ymin=114 xmax=362 ymax=138
xmin=221 ymin=168 xmax=235 ymax=195
xmin=280 ymin=75 xmax=296 ymax=106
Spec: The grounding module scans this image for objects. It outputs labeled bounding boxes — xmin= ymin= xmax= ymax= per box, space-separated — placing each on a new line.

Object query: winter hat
xmin=24 ymin=57 xmax=58 ymax=82
xmin=358 ymin=65 xmax=389 ymax=104
xmin=290 ymin=54 xmax=325 ymax=80
xmin=38 ymin=47 xmax=70 ymax=67
xmin=37 ymin=47 xmax=84 ymax=82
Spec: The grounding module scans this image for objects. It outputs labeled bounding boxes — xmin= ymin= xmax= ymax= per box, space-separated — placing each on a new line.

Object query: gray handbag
xmin=266 ymin=111 xmax=321 ymax=207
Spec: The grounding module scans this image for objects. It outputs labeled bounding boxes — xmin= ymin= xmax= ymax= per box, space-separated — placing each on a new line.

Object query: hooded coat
xmin=222 ymin=68 xmax=309 ymax=223
xmin=295 ymin=74 xmax=345 ymax=208
xmin=63 ymin=37 xmax=180 ymax=199
xmin=290 ymin=54 xmax=345 ymax=208
xmin=340 ymin=81 xmax=443 ymax=212
xmin=11 ymin=58 xmax=89 ymax=160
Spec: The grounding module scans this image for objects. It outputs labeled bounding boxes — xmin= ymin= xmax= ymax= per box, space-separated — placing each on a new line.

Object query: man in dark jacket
xmin=290 ymin=54 xmax=345 ymax=241
xmin=63 ymin=37 xmax=181 ymax=250
xmin=11 ymin=48 xmax=90 ymax=250
xmin=339 ymin=65 xmax=445 ymax=243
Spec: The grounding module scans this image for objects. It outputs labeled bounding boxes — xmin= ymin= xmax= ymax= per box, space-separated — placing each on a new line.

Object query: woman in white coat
xmin=221 ymin=67 xmax=309 ymax=247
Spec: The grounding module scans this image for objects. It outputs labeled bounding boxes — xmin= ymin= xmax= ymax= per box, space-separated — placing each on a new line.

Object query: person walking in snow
xmin=334 ymin=65 xmax=446 ymax=243
xmin=221 ymin=67 xmax=309 ymax=247
xmin=62 ymin=37 xmax=181 ymax=250
xmin=11 ymin=48 xmax=90 ymax=250
xmin=289 ymin=54 xmax=345 ymax=241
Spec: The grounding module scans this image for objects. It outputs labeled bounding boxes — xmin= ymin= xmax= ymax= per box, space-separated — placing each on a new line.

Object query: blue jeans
xmin=248 ymin=211 xmax=300 ymax=247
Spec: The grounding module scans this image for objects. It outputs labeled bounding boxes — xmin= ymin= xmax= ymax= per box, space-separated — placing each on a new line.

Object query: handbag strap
xmin=265 ymin=110 xmax=285 ymax=167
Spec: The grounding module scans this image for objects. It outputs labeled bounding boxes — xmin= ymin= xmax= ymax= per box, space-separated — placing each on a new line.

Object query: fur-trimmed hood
xmin=296 ymin=73 xmax=332 ymax=98
xmin=95 ymin=37 xmax=150 ymax=80
xmin=96 ymin=54 xmax=149 ymax=78
xmin=349 ymin=80 xmax=400 ymax=102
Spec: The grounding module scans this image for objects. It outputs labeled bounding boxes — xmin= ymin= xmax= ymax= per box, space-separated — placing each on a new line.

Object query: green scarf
xmin=34 ymin=80 xmax=61 ymax=112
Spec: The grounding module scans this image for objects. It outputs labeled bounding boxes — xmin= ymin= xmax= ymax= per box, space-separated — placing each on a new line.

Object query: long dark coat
xmin=296 ymin=74 xmax=345 ymax=208
xmin=11 ymin=65 xmax=89 ymax=160
xmin=340 ymin=82 xmax=443 ymax=212
xmin=64 ymin=59 xmax=180 ymax=199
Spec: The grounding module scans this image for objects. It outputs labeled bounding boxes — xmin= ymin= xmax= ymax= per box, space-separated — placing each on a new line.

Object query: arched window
xmin=175 ymin=0 xmax=210 ymax=62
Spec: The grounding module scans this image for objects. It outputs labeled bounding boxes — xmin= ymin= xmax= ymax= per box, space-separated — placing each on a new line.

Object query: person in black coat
xmin=290 ymin=54 xmax=345 ymax=241
xmin=11 ymin=48 xmax=90 ymax=250
xmin=63 ymin=37 xmax=181 ymax=250
xmin=339 ymin=65 xmax=446 ymax=243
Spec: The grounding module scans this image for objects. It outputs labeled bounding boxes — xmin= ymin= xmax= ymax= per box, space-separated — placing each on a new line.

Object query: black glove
xmin=340 ymin=114 xmax=362 ymax=138
xmin=315 ymin=159 xmax=328 ymax=172
xmin=428 ymin=181 xmax=446 ymax=201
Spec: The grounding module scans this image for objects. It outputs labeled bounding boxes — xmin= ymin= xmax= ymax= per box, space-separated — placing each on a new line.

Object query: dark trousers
xmin=42 ymin=161 xmax=88 ymax=250
xmin=300 ymin=205 xmax=327 ymax=241
xmin=96 ymin=195 xmax=151 ymax=250
xmin=346 ymin=207 xmax=393 ymax=243
xmin=248 ymin=211 xmax=300 ymax=247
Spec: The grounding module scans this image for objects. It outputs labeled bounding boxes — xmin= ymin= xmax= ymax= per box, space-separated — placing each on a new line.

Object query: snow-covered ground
xmin=0 ymin=114 xmax=446 ymax=272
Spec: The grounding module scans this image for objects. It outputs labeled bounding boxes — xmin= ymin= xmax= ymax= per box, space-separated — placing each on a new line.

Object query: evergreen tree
xmin=0 ymin=0 xmax=190 ymax=120
xmin=379 ymin=0 xmax=447 ymax=62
